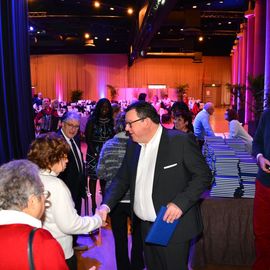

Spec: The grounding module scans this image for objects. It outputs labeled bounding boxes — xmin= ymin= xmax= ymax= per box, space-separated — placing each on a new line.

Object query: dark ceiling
xmin=28 ymin=0 xmax=250 ymax=63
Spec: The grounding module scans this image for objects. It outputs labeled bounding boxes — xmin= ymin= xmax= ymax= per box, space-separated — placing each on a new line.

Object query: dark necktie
xmin=70 ymin=139 xmax=82 ymax=173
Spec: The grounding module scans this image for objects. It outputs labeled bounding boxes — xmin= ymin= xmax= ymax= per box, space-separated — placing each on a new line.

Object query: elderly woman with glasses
xmin=0 ymin=159 xmax=68 ymax=270
xmin=28 ymin=133 xmax=102 ymax=270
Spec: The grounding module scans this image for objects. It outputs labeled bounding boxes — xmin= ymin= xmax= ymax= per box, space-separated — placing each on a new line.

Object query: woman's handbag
xmin=27 ymin=228 xmax=39 ymax=270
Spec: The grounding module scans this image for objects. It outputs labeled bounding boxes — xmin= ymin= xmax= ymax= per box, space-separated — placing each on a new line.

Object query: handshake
xmin=95 ymin=204 xmax=110 ymax=227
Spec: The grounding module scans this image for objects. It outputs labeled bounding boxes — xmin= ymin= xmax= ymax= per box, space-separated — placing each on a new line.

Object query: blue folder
xmin=145 ymin=206 xmax=180 ymax=246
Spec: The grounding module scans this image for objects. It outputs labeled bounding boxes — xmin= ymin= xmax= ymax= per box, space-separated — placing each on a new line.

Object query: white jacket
xmin=39 ymin=170 xmax=102 ymax=259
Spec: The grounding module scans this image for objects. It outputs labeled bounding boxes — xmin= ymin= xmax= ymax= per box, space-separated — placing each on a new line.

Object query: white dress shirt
xmin=134 ymin=124 xmax=163 ymax=222
xmin=39 ymin=170 xmax=102 ymax=259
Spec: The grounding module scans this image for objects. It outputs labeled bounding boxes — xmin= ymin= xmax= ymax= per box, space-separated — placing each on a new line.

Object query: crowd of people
xmin=32 ymin=92 xmax=202 ymax=138
xmin=0 ymin=91 xmax=262 ymax=270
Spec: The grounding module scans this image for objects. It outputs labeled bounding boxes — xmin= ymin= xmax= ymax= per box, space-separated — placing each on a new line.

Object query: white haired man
xmin=193 ymin=102 xmax=215 ymax=148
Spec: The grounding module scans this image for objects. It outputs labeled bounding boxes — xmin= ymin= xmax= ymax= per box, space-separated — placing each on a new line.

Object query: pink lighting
xmin=245 ymin=12 xmax=255 ymax=124
xmin=264 ymin=0 xmax=270 ymax=106
xmin=55 ymin=71 xmax=63 ymax=101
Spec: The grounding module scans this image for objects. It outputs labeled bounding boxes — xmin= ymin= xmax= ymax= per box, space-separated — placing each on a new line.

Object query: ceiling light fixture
xmin=84 ymin=33 xmax=90 ymax=39
xmin=110 ymin=7 xmax=114 ymax=11
xmin=192 ymin=5 xmax=197 ymax=9
xmin=127 ymin=8 xmax=133 ymax=15
xmin=94 ymin=1 xmax=100 ymax=8
xmin=106 ymin=38 xmax=110 ymax=41
xmin=198 ymin=36 xmax=204 ymax=42
xmin=206 ymin=2 xmax=211 ymax=6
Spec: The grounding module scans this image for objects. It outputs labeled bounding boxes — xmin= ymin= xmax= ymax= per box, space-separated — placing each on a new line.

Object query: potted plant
xmin=175 ymin=84 xmax=189 ymax=102
xmin=70 ymin=89 xmax=83 ymax=102
xmin=247 ymin=74 xmax=264 ymax=136
xmin=107 ymin=84 xmax=118 ymax=102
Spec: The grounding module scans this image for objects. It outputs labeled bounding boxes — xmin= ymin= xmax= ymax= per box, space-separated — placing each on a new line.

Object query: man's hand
xmin=258 ymin=155 xmax=270 ymax=173
xmin=97 ymin=204 xmax=110 ymax=224
xmin=163 ymin=202 xmax=183 ymax=223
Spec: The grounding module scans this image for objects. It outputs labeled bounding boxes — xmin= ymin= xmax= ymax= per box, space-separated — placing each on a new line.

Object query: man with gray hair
xmin=0 ymin=159 xmax=68 ymax=269
xmin=193 ymin=102 xmax=215 ymax=148
xmin=58 ymin=111 xmax=87 ymax=250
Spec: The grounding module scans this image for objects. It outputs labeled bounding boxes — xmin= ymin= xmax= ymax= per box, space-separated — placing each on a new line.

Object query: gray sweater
xmin=96 ymin=132 xmax=130 ymax=201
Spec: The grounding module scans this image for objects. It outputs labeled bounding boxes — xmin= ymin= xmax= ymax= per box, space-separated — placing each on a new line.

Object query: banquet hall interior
xmin=1 ymin=0 xmax=270 ymax=269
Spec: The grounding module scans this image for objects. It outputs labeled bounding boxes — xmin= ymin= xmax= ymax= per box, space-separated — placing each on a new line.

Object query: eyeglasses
xmin=41 ymin=190 xmax=52 ymax=208
xmin=65 ymin=122 xmax=80 ymax=129
xmin=42 ymin=190 xmax=51 ymax=200
xmin=125 ymin=117 xmax=146 ymax=128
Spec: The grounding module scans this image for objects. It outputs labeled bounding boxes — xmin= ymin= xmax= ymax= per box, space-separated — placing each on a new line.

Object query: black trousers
xmin=110 ymin=203 xmax=145 ymax=270
xmin=90 ymin=179 xmax=106 ymax=214
xmin=140 ymin=220 xmax=190 ymax=270
xmin=66 ymin=254 xmax=77 ymax=270
xmin=73 ymin=195 xmax=82 ymax=247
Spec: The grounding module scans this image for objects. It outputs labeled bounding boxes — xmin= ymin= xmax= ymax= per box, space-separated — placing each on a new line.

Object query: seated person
xmin=192 ymin=100 xmax=201 ymax=117
xmin=138 ymin=93 xmax=147 ymax=101
xmin=161 ymin=94 xmax=171 ymax=110
xmin=160 ymin=101 xmax=171 ymax=125
xmin=225 ymin=108 xmax=253 ymax=153
xmin=0 ymin=159 xmax=68 ymax=270
xmin=151 ymin=95 xmax=161 ymax=113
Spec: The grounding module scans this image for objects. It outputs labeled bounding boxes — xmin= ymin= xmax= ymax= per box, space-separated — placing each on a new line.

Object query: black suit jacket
xmin=58 ymin=130 xmax=86 ymax=203
xmin=103 ymin=127 xmax=212 ymax=242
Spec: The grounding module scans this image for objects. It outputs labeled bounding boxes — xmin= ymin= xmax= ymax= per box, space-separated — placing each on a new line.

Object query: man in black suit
xmin=99 ymin=101 xmax=212 ymax=270
xmin=58 ymin=111 xmax=87 ymax=250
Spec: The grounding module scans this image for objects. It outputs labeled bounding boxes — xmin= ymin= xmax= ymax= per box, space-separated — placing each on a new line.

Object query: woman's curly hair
xmin=28 ymin=132 xmax=70 ymax=170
